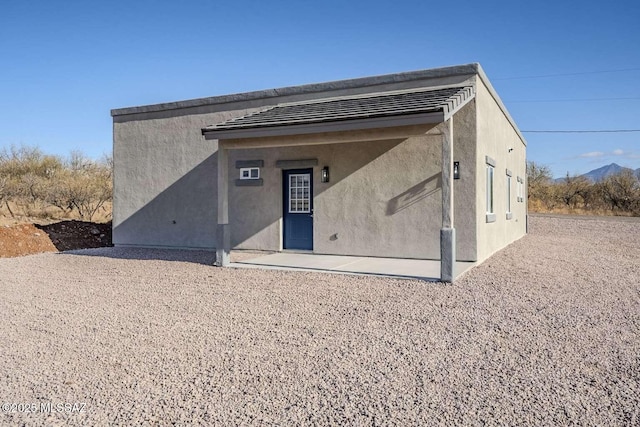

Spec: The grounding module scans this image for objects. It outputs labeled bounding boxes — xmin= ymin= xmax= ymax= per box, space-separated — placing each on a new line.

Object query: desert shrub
xmin=63 ymin=161 xmax=112 ymax=221
xmin=526 ymin=161 xmax=553 ymax=201
xmin=0 ymin=145 xmax=112 ymax=221
xmin=557 ymin=174 xmax=591 ymax=209
xmin=527 ymin=161 xmax=640 ymax=216
xmin=597 ymin=170 xmax=640 ymax=214
xmin=0 ymin=146 xmax=61 ymax=217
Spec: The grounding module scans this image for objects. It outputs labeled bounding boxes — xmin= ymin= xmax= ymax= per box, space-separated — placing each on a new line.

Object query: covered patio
xmin=230 ymin=251 xmax=476 ymax=282
xmin=203 ymin=85 xmax=477 ymax=282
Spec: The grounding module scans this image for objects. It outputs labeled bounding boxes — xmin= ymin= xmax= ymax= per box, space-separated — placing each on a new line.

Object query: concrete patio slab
xmin=230 ymin=252 xmax=475 ymax=281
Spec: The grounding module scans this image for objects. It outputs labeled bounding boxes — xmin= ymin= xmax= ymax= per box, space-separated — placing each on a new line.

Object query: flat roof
xmin=111 ymin=63 xmax=480 ymax=117
xmin=111 ymin=62 xmax=525 ymax=145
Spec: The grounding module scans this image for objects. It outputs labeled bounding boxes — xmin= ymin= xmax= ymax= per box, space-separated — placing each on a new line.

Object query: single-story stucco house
xmin=111 ymin=63 xmax=527 ymax=282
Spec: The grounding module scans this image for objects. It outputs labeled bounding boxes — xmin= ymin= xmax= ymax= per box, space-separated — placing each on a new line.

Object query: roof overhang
xmin=202 ymin=85 xmax=475 ymax=141
xmin=203 ymin=111 xmax=444 ymax=140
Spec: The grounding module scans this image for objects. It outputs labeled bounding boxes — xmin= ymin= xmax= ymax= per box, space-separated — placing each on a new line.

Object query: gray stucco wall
xmin=474 ymin=78 xmax=527 ymax=262
xmin=226 ymin=100 xmax=476 ymax=261
xmin=451 ymin=99 xmax=477 ymax=262
xmin=228 ymin=133 xmax=453 ymax=259
xmin=113 ymin=113 xmax=219 ymax=248
xmin=112 ymin=69 xmax=479 ymax=253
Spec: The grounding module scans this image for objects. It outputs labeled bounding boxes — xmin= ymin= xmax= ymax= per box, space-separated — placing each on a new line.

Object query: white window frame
xmin=487 ymin=165 xmax=494 ymax=214
xmin=506 ymin=170 xmax=512 ymax=220
xmin=521 ymin=179 xmax=524 ymax=202
xmin=516 ymin=177 xmax=523 ymax=202
xmin=239 ymin=167 xmax=260 ymax=180
xmin=486 ymin=156 xmax=496 ymax=223
xmin=288 ymin=173 xmax=311 ymax=213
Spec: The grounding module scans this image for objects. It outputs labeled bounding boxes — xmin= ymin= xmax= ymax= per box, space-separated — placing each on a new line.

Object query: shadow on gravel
xmin=59 ymin=246 xmax=216 ymax=266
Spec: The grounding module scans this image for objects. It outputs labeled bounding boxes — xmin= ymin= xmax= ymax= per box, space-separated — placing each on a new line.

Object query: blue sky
xmin=1 ymin=0 xmax=639 ymax=178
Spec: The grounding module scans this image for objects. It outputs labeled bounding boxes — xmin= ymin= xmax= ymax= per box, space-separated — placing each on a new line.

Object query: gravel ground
xmin=0 ymin=215 xmax=638 ymax=426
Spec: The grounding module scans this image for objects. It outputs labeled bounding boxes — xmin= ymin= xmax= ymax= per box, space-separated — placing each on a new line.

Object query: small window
xmin=289 ymin=174 xmax=311 ymax=213
xmin=506 ymin=174 xmax=512 ymax=219
xmin=486 ymin=164 xmax=494 ymax=215
xmin=240 ymin=167 xmax=260 ymax=180
xmin=485 ymin=156 xmax=496 ymax=223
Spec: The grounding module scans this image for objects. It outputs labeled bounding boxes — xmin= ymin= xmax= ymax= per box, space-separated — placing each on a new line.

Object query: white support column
xmin=216 ymin=142 xmax=230 ymax=267
xmin=440 ymin=118 xmax=455 ymax=282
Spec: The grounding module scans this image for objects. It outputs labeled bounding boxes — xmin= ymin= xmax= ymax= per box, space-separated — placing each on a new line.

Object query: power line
xmin=508 ymin=96 xmax=640 ymax=103
xmin=494 ymin=67 xmax=640 ymax=80
xmin=522 ymin=129 xmax=640 ymax=133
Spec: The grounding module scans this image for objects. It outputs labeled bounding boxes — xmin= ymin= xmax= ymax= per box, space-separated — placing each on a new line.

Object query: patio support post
xmin=216 ymin=142 xmax=230 ymax=266
xmin=440 ymin=118 xmax=455 ymax=282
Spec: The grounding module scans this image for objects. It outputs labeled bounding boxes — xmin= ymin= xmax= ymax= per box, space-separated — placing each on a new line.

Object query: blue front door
xmin=283 ymin=169 xmax=313 ymax=250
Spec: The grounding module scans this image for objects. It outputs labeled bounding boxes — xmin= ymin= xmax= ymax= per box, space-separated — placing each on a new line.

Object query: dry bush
xmin=526 ymin=161 xmax=552 ymax=200
xmin=527 ymin=161 xmax=640 ymax=216
xmin=557 ymin=174 xmax=591 ymax=209
xmin=61 ymin=163 xmax=112 ymax=221
xmin=0 ymin=145 xmax=112 ymax=222
xmin=598 ymin=170 xmax=640 ymax=214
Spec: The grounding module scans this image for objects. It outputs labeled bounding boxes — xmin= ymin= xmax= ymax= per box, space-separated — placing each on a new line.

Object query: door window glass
xmin=289 ymin=173 xmax=311 ymax=213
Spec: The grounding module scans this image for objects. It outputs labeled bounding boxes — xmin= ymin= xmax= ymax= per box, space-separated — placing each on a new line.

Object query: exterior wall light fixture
xmin=321 ymin=166 xmax=330 ymax=183
xmin=453 ymin=161 xmax=460 ymax=179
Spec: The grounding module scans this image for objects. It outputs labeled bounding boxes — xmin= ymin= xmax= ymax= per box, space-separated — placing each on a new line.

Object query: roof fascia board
xmin=203 ymin=111 xmax=444 ymax=140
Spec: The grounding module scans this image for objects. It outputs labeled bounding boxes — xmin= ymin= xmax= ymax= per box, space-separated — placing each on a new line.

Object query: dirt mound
xmin=0 ymin=221 xmax=112 ymax=258
xmin=0 ymin=223 xmax=57 ymax=257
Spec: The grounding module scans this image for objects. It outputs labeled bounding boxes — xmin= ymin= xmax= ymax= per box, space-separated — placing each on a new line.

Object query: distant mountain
xmin=582 ymin=163 xmax=634 ymax=182
xmin=554 ymin=163 xmax=636 ymax=183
